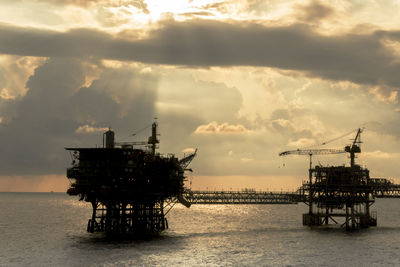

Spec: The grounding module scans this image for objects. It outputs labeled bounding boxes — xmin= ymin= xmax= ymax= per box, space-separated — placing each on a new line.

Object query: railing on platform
xmin=373 ymin=186 xmax=400 ymax=198
xmin=182 ymin=190 xmax=306 ymax=204
xmin=370 ymin=180 xmax=400 ymax=198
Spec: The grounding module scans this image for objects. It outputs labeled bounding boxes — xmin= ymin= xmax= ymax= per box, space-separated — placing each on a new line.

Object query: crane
xmin=279 ymin=128 xmax=364 ymax=169
xmin=114 ymin=121 xmax=160 ymax=155
xmin=344 ymin=127 xmax=363 ymax=168
xmin=179 ymin=148 xmax=198 ymax=171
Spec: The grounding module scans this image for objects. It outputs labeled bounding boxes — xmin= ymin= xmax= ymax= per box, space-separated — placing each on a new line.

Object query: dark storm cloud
xmin=295 ymin=0 xmax=335 ymax=23
xmin=0 ymin=24 xmax=111 ymax=58
xmin=0 ymin=58 xmax=157 ymax=175
xmin=1 ymin=20 xmax=400 ymax=89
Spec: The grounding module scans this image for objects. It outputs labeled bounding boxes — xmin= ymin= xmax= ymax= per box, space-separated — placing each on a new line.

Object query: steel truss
xmin=302 ymin=165 xmax=377 ymax=230
xmin=87 ymin=200 xmax=168 ymax=234
xmin=183 ymin=190 xmax=304 ymax=204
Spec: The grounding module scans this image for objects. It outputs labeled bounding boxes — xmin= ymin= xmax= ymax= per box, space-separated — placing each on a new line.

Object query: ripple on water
xmin=1 ymin=194 xmax=400 ymax=266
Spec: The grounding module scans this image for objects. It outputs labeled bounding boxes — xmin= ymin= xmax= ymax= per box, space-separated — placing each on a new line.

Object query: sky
xmin=1 ymin=0 xmax=400 ymax=192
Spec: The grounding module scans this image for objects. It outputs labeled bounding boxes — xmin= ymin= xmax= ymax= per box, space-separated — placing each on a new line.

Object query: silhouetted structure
xmin=302 ymin=165 xmax=376 ymax=230
xmin=280 ymin=128 xmax=392 ymax=230
xmin=67 ymin=126 xmax=400 ymax=234
xmin=66 ymin=122 xmax=195 ymax=235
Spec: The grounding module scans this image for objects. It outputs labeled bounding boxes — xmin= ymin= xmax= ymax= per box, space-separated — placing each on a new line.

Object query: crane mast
xmin=345 ymin=128 xmax=363 ymax=168
xmin=148 ymin=121 xmax=160 ymax=156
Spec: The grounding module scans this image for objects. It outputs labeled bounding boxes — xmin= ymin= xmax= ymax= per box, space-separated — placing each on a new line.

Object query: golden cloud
xmin=194 ymin=121 xmax=247 ymax=134
xmin=182 ymin=147 xmax=196 ymax=154
xmin=75 ymin=125 xmax=108 ymax=134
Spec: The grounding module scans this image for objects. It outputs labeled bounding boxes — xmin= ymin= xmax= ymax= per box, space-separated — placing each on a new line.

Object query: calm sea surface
xmin=1 ymin=192 xmax=400 ymax=266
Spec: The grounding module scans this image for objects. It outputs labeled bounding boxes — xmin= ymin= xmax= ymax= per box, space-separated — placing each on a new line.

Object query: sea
xmin=1 ymin=192 xmax=400 ymax=266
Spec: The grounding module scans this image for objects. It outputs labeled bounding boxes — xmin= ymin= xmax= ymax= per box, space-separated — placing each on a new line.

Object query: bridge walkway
xmin=182 ymin=183 xmax=400 ymax=205
xmin=182 ymin=190 xmax=305 ymax=205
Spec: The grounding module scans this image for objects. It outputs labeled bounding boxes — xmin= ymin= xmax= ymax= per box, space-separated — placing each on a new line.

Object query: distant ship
xmin=66 ymin=121 xmax=196 ymax=235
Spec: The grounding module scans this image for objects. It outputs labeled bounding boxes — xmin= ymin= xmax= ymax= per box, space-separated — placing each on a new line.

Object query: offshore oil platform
xmin=66 ymin=122 xmax=196 ymax=234
xmin=280 ymin=128 xmax=378 ymax=230
xmin=66 ymin=125 xmax=400 ymax=233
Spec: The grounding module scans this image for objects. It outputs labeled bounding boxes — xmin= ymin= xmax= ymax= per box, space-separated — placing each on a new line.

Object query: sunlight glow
xmin=120 ymin=0 xmax=225 ymax=25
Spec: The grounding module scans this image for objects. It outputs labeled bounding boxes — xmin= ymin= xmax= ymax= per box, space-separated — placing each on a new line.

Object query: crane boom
xmin=279 ymin=128 xmax=364 ymax=168
xmin=279 ymin=148 xmax=345 ymax=169
xmin=279 ymin=148 xmax=345 ymax=157
xmin=179 ymin=149 xmax=198 ymax=170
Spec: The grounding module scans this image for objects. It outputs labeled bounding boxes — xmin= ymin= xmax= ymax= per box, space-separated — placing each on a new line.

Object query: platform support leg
xmin=88 ymin=200 xmax=97 ymax=233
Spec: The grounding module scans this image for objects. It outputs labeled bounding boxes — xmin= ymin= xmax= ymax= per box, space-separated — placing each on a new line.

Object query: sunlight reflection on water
xmin=1 ymin=193 xmax=400 ymax=266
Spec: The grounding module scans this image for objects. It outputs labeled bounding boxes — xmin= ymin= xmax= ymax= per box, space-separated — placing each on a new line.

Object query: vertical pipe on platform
xmin=89 ymin=200 xmax=97 ymax=233
xmin=150 ymin=204 xmax=154 ymax=232
xmin=309 ymin=166 xmax=313 ymax=215
xmin=106 ymin=203 xmax=112 ymax=233
xmin=351 ymin=204 xmax=355 ymax=229
xmin=325 ymin=208 xmax=329 ymax=225
xmin=121 ymin=203 xmax=126 ymax=234
xmin=345 ymin=204 xmax=349 ymax=231
xmin=366 ymin=196 xmax=371 ymax=224
xmin=161 ymin=201 xmax=165 ymax=230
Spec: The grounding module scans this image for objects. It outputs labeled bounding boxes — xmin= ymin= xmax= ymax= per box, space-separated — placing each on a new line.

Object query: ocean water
xmin=1 ymin=193 xmax=400 ymax=266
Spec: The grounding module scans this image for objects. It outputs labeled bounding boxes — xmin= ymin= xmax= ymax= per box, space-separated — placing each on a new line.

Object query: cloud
xmin=158 ymin=76 xmax=243 ymax=123
xmin=0 ymin=58 xmax=158 ymax=175
xmin=179 ymin=11 xmax=215 ymax=18
xmin=0 ymin=89 xmax=15 ymax=100
xmin=1 ymin=20 xmax=400 ymax=97
xmin=194 ymin=121 xmax=247 ymax=134
xmin=18 ymin=0 xmax=149 ymax=12
xmin=0 ymin=56 xmax=47 ymax=99
xmin=75 ymin=125 xmax=108 ymax=133
xmin=294 ymin=0 xmax=335 ymax=23
xmin=287 ymin=138 xmax=316 ymax=148
xmin=240 ymin=157 xmax=254 ymax=163
xmin=182 ymin=147 xmax=196 ymax=154
xmin=369 ymin=85 xmax=398 ymax=104
xmin=269 ymin=117 xmax=319 ymax=141
xmin=364 ymin=150 xmax=400 ymax=159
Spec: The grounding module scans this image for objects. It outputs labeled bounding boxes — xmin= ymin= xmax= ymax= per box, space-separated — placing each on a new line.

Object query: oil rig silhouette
xmin=66 ymin=122 xmax=195 ymax=234
xmin=67 ymin=125 xmax=400 ymax=233
xmin=280 ymin=128 xmax=380 ymax=230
